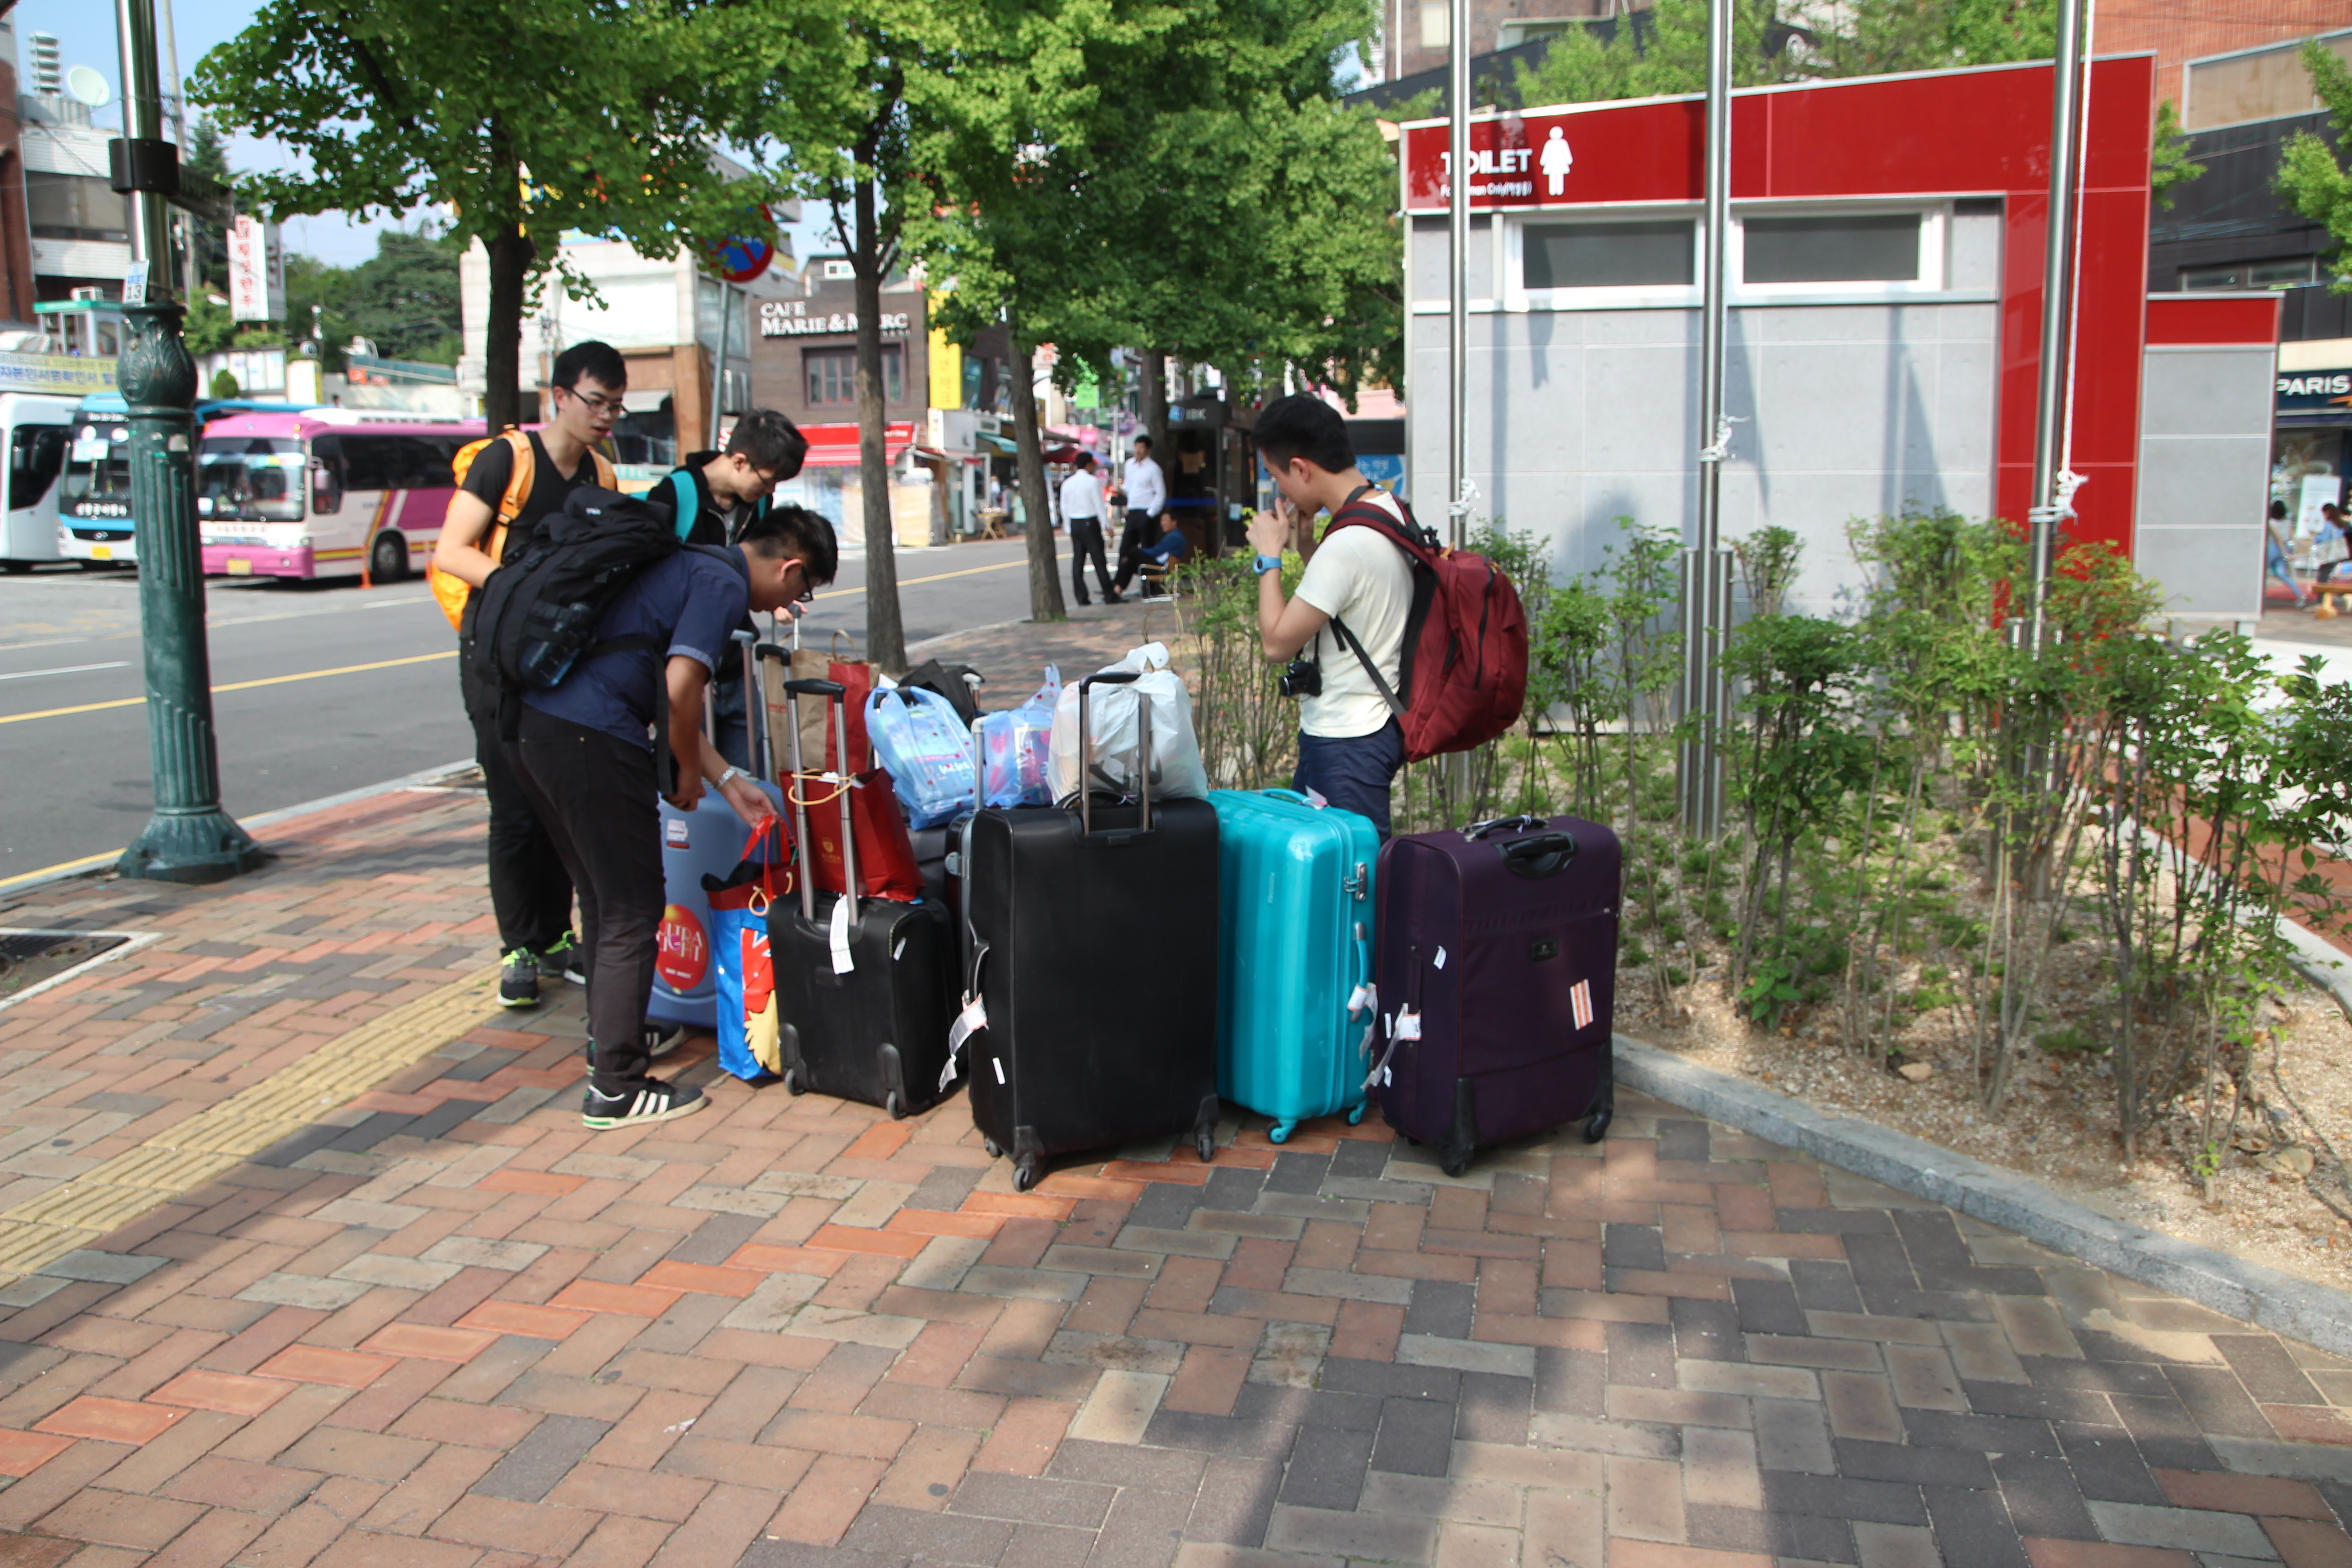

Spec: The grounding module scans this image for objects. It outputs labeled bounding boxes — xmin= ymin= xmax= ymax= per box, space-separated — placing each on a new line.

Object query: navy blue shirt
xmin=1141 ymin=529 xmax=1191 ymax=564
xmin=522 ymin=546 xmax=751 ymax=749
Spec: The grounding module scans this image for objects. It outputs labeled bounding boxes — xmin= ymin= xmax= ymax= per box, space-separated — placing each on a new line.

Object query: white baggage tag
xmin=892 ymin=937 xmax=907 ymax=961
xmin=1303 ymin=787 xmax=1329 ymax=808
xmin=1432 ymin=946 xmax=1447 ymax=970
xmin=829 ymin=896 xmax=855 ymax=975
xmin=939 ymin=994 xmax=990 ymax=1092
xmin=993 ymin=1058 xmax=1006 ymax=1084
xmin=1394 ymin=1007 xmax=1423 ymax=1040
xmin=1347 ymin=984 xmax=1371 ymax=1015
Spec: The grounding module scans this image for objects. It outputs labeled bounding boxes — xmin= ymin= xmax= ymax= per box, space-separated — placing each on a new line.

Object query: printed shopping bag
xmin=866 ymin=686 xmax=979 ymax=828
xmin=703 ymin=816 xmax=792 ymax=1081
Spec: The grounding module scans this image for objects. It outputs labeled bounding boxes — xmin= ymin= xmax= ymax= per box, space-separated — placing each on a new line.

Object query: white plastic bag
xmin=1048 ymin=642 xmax=1208 ymax=804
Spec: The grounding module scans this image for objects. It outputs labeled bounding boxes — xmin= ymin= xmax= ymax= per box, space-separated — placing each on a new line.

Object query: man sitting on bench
xmin=1135 ymin=514 xmax=1192 ymax=598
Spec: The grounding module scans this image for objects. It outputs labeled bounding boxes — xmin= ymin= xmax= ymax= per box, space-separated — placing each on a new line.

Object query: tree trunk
xmin=1139 ymin=350 xmax=1167 ymax=460
xmin=853 ymin=173 xmax=906 ymax=671
xmin=483 ymin=223 xmax=533 ymax=434
xmin=1008 ymin=309 xmax=1065 ymax=624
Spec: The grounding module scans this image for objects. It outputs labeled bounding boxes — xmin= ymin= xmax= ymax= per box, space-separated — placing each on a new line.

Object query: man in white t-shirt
xmin=1112 ymin=436 xmax=1167 ymax=594
xmin=1059 ymin=454 xmax=1118 ymax=605
xmin=1243 ymin=395 xmax=1414 ymax=837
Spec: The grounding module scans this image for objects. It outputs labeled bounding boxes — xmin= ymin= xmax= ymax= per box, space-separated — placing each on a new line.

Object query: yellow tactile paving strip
xmin=0 ymin=963 xmax=501 ymax=1282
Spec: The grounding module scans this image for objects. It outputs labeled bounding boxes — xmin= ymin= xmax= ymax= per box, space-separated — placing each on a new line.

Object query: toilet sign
xmin=1401 ymin=97 xmax=1711 ymax=213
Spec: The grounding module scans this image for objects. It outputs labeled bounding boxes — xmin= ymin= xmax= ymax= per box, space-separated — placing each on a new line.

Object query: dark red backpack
xmin=1320 ymin=489 xmax=1529 ymax=763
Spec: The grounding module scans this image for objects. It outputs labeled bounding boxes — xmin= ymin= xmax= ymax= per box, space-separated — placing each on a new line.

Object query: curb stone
xmin=1614 ymin=1033 xmax=2352 ymax=1357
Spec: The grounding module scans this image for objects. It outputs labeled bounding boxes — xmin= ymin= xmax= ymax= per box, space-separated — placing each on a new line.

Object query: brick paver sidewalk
xmin=3 ymin=741 xmax=2352 ymax=1565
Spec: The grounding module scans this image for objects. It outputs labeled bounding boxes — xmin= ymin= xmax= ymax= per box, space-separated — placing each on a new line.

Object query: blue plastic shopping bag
xmin=866 ymin=686 xmax=979 ymax=828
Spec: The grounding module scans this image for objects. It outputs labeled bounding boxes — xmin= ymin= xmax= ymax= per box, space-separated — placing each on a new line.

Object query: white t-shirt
xmin=1058 ymin=470 xmax=1102 ymax=522
xmin=1294 ymin=491 xmax=1414 ymax=739
xmin=1125 ymin=457 xmax=1166 ymax=515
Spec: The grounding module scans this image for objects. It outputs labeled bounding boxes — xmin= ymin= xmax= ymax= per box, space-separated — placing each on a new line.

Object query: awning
xmin=798 ymin=421 xmax=916 ymax=467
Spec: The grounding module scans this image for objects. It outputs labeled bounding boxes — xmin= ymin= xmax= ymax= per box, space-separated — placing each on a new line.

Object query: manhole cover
xmin=0 ymin=931 xmax=133 ymax=1003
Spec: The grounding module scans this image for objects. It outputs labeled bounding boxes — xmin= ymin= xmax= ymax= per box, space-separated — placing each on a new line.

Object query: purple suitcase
xmin=1372 ymin=813 xmax=1619 ymax=1175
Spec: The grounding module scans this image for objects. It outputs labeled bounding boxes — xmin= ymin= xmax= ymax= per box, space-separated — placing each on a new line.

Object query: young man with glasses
xmin=433 ymin=339 xmax=629 ymax=1009
xmin=653 ymin=409 xmax=811 ymax=767
xmin=507 ymin=505 xmax=839 ymax=1130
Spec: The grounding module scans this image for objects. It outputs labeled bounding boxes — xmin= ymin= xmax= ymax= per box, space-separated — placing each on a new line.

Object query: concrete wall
xmin=2134 ymin=342 xmax=2274 ymax=621
xmin=1405 ymin=212 xmax=2002 ymax=615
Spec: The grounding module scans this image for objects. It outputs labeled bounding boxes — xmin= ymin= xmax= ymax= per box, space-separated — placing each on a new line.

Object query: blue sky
xmin=13 ymin=0 xmax=838 ymax=269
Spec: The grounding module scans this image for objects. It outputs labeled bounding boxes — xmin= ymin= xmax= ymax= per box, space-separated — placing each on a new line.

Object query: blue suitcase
xmin=1208 ymin=789 xmax=1378 ymax=1143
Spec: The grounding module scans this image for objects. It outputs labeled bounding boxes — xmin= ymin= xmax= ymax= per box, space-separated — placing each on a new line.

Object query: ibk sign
xmin=1401 ymin=101 xmax=1707 ymax=213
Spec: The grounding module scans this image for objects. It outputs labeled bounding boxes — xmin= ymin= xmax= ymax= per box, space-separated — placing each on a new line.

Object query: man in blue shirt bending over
xmin=510 ymin=505 xmax=839 ymax=1131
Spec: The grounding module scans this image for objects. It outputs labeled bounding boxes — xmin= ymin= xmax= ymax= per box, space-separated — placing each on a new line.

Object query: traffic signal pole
xmin=112 ymin=0 xmax=262 ymax=884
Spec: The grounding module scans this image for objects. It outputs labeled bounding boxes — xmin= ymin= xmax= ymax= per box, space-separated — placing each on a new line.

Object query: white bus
xmin=0 ymin=393 xmax=77 ymax=571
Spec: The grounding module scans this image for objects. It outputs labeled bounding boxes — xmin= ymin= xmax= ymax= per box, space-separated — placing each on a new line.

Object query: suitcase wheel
xmin=1013 ymin=1158 xmax=1039 ymax=1192
xmin=1195 ymin=1127 xmax=1216 ymax=1164
xmin=982 ymin=1137 xmax=1003 ymax=1160
xmin=1269 ymin=1121 xmax=1295 ymax=1145
xmin=1582 ymin=1108 xmax=1612 ymax=1144
xmin=1440 ymin=1150 xmax=1471 ymax=1178
xmin=885 ymin=1091 xmax=905 ymax=1121
xmin=782 ymin=1065 xmax=805 ymax=1096
xmin=1347 ymin=1102 xmax=1367 ymax=1126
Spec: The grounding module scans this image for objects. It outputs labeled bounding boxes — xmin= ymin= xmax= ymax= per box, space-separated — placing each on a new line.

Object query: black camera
xmin=1279 ymin=657 xmax=1321 ymax=699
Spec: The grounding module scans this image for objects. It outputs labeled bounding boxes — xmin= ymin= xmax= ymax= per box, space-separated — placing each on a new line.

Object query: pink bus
xmin=197 ymin=408 xmax=486 ymax=582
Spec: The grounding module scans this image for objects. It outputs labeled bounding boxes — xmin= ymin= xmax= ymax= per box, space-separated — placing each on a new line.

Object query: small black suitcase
xmin=768 ymin=679 xmax=958 ymax=1119
xmin=949 ymin=671 xmax=1220 ymax=1191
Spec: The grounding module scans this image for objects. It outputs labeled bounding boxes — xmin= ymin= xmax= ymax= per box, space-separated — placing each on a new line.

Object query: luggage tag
xmin=1348 ymin=982 xmax=1375 ymax=1015
xmin=1363 ymin=1005 xmax=1416 ymax=1091
xmin=828 ymin=896 xmax=854 ymax=975
xmin=1302 ymin=787 xmax=1329 ymax=809
xmin=939 ymin=991 xmax=988 ymax=1092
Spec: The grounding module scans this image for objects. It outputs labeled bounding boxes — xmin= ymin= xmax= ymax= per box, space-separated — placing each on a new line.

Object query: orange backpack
xmin=426 ymin=430 xmax=617 ymax=630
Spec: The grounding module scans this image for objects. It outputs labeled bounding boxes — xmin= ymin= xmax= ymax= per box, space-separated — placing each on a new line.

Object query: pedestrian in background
xmin=433 ymin=339 xmax=627 ymax=1009
xmin=652 ymin=409 xmax=809 ymax=765
xmin=510 ymin=505 xmax=837 ymax=1131
xmin=2268 ymin=499 xmax=2311 ymax=607
xmin=1060 ymin=452 xmax=1118 ymax=605
xmin=1112 ymin=434 xmax=1166 ymax=596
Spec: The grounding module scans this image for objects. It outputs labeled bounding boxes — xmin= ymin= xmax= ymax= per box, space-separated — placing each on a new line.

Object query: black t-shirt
xmin=460 ymin=432 xmax=600 ymax=559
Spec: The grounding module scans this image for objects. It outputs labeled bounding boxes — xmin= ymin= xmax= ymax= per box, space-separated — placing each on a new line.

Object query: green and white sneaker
xmin=582 ymin=1080 xmax=706 ymax=1131
xmin=538 ymin=934 xmax=586 ymax=986
xmin=498 ymin=949 xmax=541 ymax=1009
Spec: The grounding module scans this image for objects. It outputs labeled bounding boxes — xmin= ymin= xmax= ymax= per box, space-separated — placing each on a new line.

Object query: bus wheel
xmin=369 ymin=532 xmax=409 ymax=584
xmin=2 ymin=561 xmax=29 ymax=574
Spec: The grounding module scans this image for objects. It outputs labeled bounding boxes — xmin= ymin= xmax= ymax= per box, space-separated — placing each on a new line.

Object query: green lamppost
xmin=110 ymin=0 xmax=262 ymax=883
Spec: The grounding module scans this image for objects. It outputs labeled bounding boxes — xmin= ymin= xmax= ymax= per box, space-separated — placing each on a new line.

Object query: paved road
xmin=0 ymin=537 xmax=1061 ymax=884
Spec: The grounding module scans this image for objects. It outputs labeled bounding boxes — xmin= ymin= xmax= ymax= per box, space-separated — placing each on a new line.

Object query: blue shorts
xmin=1294 ymin=721 xmax=1405 ymax=839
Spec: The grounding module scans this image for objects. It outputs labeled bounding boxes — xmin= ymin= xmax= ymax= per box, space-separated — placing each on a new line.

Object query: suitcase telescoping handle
xmin=781 ymin=678 xmax=858 ymax=925
xmin=735 ymin=631 xmax=765 ymax=783
xmin=779 ymin=676 xmax=846 ymax=922
xmin=1499 ymin=832 xmax=1578 ymax=879
xmin=1464 ymin=814 xmax=1549 ymax=840
xmin=1076 ymin=671 xmax=1150 ymax=837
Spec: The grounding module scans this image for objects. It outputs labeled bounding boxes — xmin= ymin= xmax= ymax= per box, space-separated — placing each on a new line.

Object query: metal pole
xmin=709 ymin=282 xmax=732 ymax=448
xmin=1446 ymin=0 xmax=1470 ymax=549
xmin=113 ymin=0 xmax=260 ymax=883
xmin=2027 ymin=0 xmax=2088 ymax=649
xmin=1677 ymin=0 xmax=1735 ymax=838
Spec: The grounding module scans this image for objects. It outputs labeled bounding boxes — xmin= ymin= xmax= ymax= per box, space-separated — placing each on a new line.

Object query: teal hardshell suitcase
xmin=1208 ymin=789 xmax=1379 ymax=1142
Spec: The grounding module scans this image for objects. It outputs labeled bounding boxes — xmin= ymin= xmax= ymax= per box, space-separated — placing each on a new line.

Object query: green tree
xmin=2280 ymin=40 xmax=2352 ymax=291
xmin=338 ymin=228 xmax=467 ymax=364
xmin=2151 ymin=97 xmax=2205 ymax=211
xmin=191 ymin=0 xmax=778 ymax=432
xmin=182 ymin=117 xmax=236 ymax=292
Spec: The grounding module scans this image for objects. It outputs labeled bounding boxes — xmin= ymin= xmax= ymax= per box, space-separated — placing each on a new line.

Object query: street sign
xmin=710 ymin=206 xmax=776 ymax=284
xmin=227 ymin=216 xmax=283 ymax=322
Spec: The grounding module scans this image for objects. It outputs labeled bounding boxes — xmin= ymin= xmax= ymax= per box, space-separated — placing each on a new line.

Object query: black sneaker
xmin=498 ymin=950 xmax=541 ymax=1009
xmin=581 ymin=1024 xmax=685 ymax=1073
xmin=582 ymin=1080 xmax=707 ymax=1131
xmin=538 ymin=934 xmax=586 ymax=985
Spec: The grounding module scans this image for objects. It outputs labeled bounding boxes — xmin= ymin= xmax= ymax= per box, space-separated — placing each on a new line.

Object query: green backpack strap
xmin=665 ymin=470 xmax=699 ymax=541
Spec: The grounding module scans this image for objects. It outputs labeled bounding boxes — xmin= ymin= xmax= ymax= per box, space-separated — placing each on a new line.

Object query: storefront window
xmin=806 ymin=346 xmax=902 ymax=406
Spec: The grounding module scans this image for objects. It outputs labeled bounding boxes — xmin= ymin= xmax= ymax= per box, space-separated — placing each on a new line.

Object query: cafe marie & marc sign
xmin=760 ymin=301 xmax=912 ymax=339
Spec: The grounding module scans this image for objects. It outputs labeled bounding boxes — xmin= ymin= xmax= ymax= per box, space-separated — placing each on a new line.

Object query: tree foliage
xmin=190 ymin=0 xmax=780 ymax=429
xmin=2280 ymin=39 xmax=2352 ymax=293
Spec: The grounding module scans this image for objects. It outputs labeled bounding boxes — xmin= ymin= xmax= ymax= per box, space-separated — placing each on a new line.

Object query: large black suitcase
xmin=768 ymin=678 xmax=958 ymax=1119
xmin=950 ymin=671 xmax=1221 ymax=1191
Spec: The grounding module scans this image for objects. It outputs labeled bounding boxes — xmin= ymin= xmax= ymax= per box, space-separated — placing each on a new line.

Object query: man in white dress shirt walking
xmin=1059 ymin=453 xmax=1118 ymax=605
xmin=1113 ymin=435 xmax=1166 ymax=597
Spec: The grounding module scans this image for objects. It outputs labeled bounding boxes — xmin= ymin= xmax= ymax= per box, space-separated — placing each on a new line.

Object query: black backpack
xmin=467 ymin=486 xmax=680 ymax=701
xmin=901 ymin=659 xmax=986 ymax=727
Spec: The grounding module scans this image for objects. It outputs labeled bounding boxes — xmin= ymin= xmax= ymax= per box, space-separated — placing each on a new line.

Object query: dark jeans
xmin=712 ymin=673 xmax=752 ymax=773
xmin=1112 ymin=510 xmax=1156 ymax=591
xmin=1294 ymin=720 xmax=1406 ymax=840
xmin=1069 ymin=518 xmax=1113 ymax=603
xmin=474 ymin=710 xmax=574 ymax=956
xmin=510 ymin=710 xmax=666 ymax=1094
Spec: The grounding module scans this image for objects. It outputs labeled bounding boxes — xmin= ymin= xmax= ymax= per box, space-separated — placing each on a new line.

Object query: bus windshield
xmin=62 ymin=421 xmax=131 ymax=512
xmin=197 ymin=436 xmax=306 ymax=524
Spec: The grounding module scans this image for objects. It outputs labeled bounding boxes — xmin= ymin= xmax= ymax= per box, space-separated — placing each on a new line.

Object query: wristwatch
xmin=1253 ymin=554 xmax=1282 ymax=576
xmin=717 ymin=766 xmax=747 ymax=787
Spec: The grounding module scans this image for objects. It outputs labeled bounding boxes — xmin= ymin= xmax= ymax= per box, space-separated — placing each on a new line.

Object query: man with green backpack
xmin=650 ymin=409 xmax=808 ymax=767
